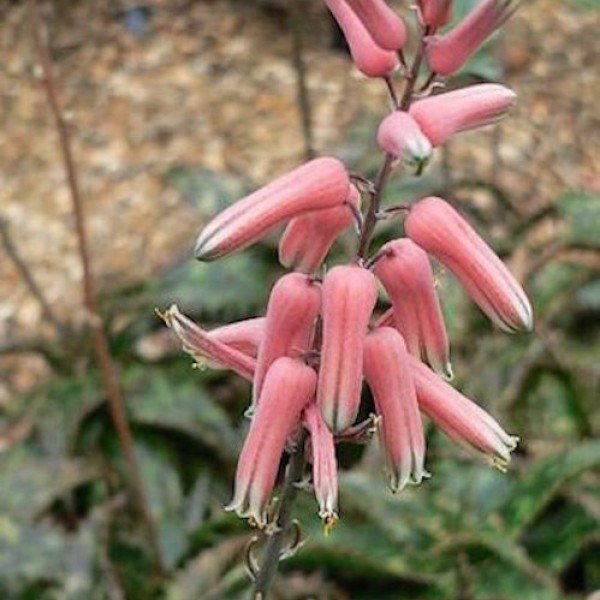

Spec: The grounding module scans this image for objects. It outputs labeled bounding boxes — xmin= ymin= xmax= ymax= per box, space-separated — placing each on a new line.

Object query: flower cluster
xmin=165 ymin=0 xmax=530 ymax=530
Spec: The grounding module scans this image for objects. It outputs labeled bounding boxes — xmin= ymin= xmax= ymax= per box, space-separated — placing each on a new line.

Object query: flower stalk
xmin=167 ymin=1 xmax=530 ymax=597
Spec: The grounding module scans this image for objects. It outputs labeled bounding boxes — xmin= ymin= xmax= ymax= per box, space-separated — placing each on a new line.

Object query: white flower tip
xmin=194 ymin=233 xmax=220 ymax=262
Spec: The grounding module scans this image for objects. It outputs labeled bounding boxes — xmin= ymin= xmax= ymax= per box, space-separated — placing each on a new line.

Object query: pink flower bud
xmin=410 ymin=356 xmax=518 ymax=468
xmin=425 ymin=0 xmax=519 ymax=76
xmin=163 ymin=305 xmax=256 ymax=382
xmin=303 ymin=403 xmax=339 ymax=523
xmin=317 ymin=264 xmax=378 ymax=433
xmin=405 ymin=197 xmax=533 ymax=333
xmin=279 ymin=184 xmax=361 ymax=273
xmin=363 ymin=327 xmax=427 ymax=491
xmin=194 ymin=157 xmax=350 ymax=261
xmin=374 ymin=238 xmax=451 ymax=379
xmin=377 ymin=111 xmax=433 ymax=172
xmin=325 ymin=0 xmax=399 ymax=78
xmin=227 ymin=357 xmax=317 ymax=526
xmin=252 ymin=273 xmax=321 ymax=411
xmin=209 ymin=317 xmax=265 ymax=358
xmin=345 ymin=0 xmax=407 ymax=50
xmin=409 ymin=84 xmax=517 ymax=147
xmin=416 ymin=0 xmax=453 ymax=30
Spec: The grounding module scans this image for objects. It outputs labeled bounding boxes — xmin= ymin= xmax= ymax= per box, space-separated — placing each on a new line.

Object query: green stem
xmin=251 ymin=431 xmax=308 ymax=599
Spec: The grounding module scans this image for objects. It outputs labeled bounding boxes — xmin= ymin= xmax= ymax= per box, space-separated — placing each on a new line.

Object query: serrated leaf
xmin=501 ymin=441 xmax=600 ymax=536
xmin=126 ymin=365 xmax=240 ymax=463
xmin=136 ymin=441 xmax=187 ymax=570
xmin=165 ymin=165 xmax=246 ymax=216
xmin=0 ymin=447 xmax=96 ymax=521
xmin=166 ymin=536 xmax=246 ymax=600
xmin=523 ymin=499 xmax=598 ymax=573
xmin=155 ymin=251 xmax=272 ymax=319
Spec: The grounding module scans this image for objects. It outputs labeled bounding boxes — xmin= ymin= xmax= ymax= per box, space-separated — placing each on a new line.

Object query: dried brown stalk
xmin=27 ymin=0 xmax=164 ymax=575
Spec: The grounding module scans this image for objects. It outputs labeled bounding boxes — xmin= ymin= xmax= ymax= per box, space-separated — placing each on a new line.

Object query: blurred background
xmin=0 ymin=0 xmax=598 ymax=598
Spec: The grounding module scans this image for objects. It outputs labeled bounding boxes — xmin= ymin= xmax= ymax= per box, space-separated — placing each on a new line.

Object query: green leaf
xmin=501 ymin=440 xmax=600 ymax=535
xmin=558 ymin=191 xmax=600 ymax=248
xmin=523 ymin=499 xmax=598 ymax=573
xmin=126 ymin=365 xmax=241 ymax=463
xmin=166 ymin=537 xmax=246 ymax=600
xmin=154 ymin=251 xmax=272 ymax=319
xmin=136 ymin=441 xmax=187 ymax=570
xmin=165 ymin=165 xmax=246 ymax=217
xmin=0 ymin=447 xmax=96 ymax=521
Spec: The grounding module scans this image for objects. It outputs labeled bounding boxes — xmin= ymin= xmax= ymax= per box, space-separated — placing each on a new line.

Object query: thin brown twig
xmin=27 ymin=0 xmax=164 ymax=575
xmin=356 ymin=31 xmax=432 ymax=260
xmin=356 ymin=153 xmax=394 ymax=259
xmin=399 ymin=27 xmax=429 ymax=111
xmin=0 ymin=217 xmax=67 ymax=337
xmin=384 ymin=76 xmax=399 ymax=109
xmin=288 ymin=0 xmax=315 ymax=160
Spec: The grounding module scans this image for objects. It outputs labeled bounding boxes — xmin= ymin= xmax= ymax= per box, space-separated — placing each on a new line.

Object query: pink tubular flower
xmin=425 ymin=0 xmax=519 ymax=76
xmin=303 ymin=403 xmax=339 ymax=523
xmin=209 ymin=317 xmax=265 ymax=358
xmin=163 ymin=305 xmax=256 ymax=382
xmin=363 ymin=328 xmax=427 ymax=491
xmin=417 ymin=0 xmax=453 ymax=31
xmin=278 ymin=184 xmax=361 ymax=274
xmin=405 ymin=197 xmax=533 ymax=333
xmin=194 ymin=157 xmax=349 ymax=261
xmin=317 ymin=264 xmax=378 ymax=433
xmin=374 ymin=238 xmax=452 ymax=379
xmin=409 ymin=84 xmax=517 ymax=147
xmin=252 ymin=273 xmax=320 ymax=412
xmin=227 ymin=358 xmax=317 ymax=526
xmin=345 ymin=0 xmax=407 ymax=50
xmin=325 ymin=0 xmax=399 ymax=78
xmin=376 ymin=112 xmax=432 ymax=172
xmin=410 ymin=356 xmax=518 ymax=468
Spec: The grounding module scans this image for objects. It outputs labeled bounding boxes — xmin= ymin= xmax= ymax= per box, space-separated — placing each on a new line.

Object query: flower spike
xmin=425 ymin=0 xmax=519 ymax=76
xmin=303 ymin=403 xmax=339 ymax=524
xmin=227 ymin=358 xmax=317 ymax=527
xmin=279 ymin=184 xmax=361 ymax=273
xmin=209 ymin=317 xmax=265 ymax=358
xmin=377 ymin=112 xmax=432 ymax=172
xmin=416 ymin=0 xmax=453 ymax=31
xmin=374 ymin=238 xmax=452 ymax=379
xmin=252 ymin=273 xmax=321 ymax=412
xmin=364 ymin=328 xmax=427 ymax=491
xmin=194 ymin=157 xmax=349 ymax=261
xmin=325 ymin=0 xmax=399 ymax=78
xmin=163 ymin=305 xmax=256 ymax=381
xmin=410 ymin=356 xmax=518 ymax=469
xmin=345 ymin=0 xmax=407 ymax=51
xmin=409 ymin=84 xmax=517 ymax=147
xmin=405 ymin=197 xmax=533 ymax=333
xmin=317 ymin=264 xmax=378 ymax=433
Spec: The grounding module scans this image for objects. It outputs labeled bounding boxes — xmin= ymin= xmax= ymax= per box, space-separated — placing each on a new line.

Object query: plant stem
xmin=288 ymin=0 xmax=315 ymax=160
xmin=400 ymin=27 xmax=429 ymax=111
xmin=356 ymin=153 xmax=394 ymax=259
xmin=0 ymin=217 xmax=67 ymax=338
xmin=252 ymin=431 xmax=308 ymax=599
xmin=27 ymin=0 xmax=164 ymax=576
xmin=357 ymin=32 xmax=431 ymax=260
xmin=384 ymin=76 xmax=399 ymax=109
